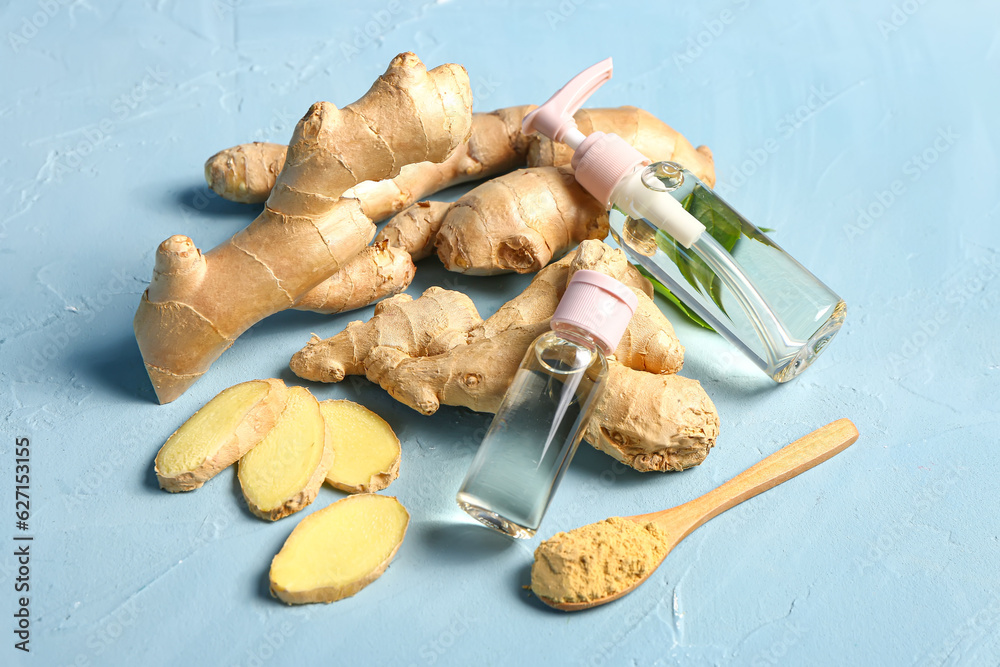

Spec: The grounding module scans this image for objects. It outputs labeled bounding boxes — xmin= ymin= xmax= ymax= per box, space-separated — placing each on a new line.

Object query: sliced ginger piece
xmin=154 ymin=379 xmax=288 ymax=492
xmin=269 ymin=494 xmax=409 ymax=604
xmin=319 ymin=400 xmax=401 ymax=493
xmin=238 ymin=386 xmax=333 ymax=521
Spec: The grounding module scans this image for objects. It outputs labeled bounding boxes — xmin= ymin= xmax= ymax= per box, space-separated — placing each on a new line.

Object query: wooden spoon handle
xmin=646 ymin=419 xmax=859 ymax=539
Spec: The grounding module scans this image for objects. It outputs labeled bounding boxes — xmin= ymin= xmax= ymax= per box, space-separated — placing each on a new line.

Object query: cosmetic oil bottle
xmin=522 ymin=59 xmax=846 ymax=382
xmin=456 ymin=270 xmax=638 ymax=538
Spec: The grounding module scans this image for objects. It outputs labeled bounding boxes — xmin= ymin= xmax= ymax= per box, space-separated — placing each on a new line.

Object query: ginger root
xmin=205 ymin=106 xmax=716 ymax=312
xmin=291 ymin=240 xmax=718 ymax=471
xmin=203 ymin=141 xmax=287 ymax=204
xmin=373 ymin=200 xmax=451 ymax=261
xmin=135 ymin=53 xmax=473 ymax=403
xmin=206 ymin=105 xmax=716 ymax=206
xmin=238 ymin=386 xmax=333 ymax=521
xmin=319 ymin=400 xmax=401 ymax=493
xmin=206 ymin=106 xmax=534 ymax=210
xmin=432 ymin=166 xmax=608 ymax=275
xmin=269 ymin=494 xmax=409 ymax=605
xmin=292 ymin=240 xmax=415 ymax=315
xmin=154 ymin=379 xmax=288 ymax=492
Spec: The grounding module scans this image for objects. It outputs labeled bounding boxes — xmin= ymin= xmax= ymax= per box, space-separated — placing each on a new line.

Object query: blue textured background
xmin=2 ymin=1 xmax=998 ymax=665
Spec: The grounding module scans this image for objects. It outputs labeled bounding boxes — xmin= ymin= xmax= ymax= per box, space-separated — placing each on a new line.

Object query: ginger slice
xmin=154 ymin=379 xmax=288 ymax=492
xmin=269 ymin=494 xmax=409 ymax=604
xmin=238 ymin=386 xmax=333 ymax=521
xmin=319 ymin=400 xmax=401 ymax=493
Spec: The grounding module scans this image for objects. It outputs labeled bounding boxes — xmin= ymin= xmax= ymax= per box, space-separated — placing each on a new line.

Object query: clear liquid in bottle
xmin=456 ymin=330 xmax=607 ymax=538
xmin=609 ymin=161 xmax=846 ymax=381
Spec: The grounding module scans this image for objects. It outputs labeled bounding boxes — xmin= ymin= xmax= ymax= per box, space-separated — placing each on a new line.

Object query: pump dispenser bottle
xmin=456 ymin=270 xmax=638 ymax=538
xmin=522 ymin=59 xmax=845 ymax=382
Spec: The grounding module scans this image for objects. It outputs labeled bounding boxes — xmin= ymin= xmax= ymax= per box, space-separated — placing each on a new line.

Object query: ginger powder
xmin=531 ymin=517 xmax=668 ymax=604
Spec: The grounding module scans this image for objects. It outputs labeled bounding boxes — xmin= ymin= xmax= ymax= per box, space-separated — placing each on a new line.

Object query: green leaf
xmin=660 ymin=188 xmax=734 ymax=314
xmin=659 ymin=185 xmax=777 ymax=314
xmin=655 ymin=230 xmax=701 ymax=297
xmin=635 ymin=266 xmax=716 ymax=331
xmin=634 ymin=185 xmax=778 ymax=331
xmin=688 ymin=189 xmax=743 ymax=253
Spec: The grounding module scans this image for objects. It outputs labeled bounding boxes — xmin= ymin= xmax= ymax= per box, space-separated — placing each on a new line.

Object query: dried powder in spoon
xmin=531 ymin=517 xmax=668 ymax=604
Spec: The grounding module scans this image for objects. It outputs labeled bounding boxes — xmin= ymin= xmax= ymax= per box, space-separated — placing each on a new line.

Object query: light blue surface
xmin=2 ymin=1 xmax=998 ymax=664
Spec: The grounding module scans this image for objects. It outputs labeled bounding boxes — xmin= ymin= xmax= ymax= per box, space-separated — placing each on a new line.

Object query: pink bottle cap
xmin=571 ymin=132 xmax=648 ymax=208
xmin=551 ymin=270 xmax=639 ymax=355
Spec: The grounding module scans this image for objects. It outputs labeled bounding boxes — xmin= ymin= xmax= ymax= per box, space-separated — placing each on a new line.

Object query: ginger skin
xmin=205 ymin=106 xmax=534 ymax=211
xmin=290 ymin=200 xmax=444 ymax=315
xmin=207 ymin=106 xmax=717 ymax=312
xmin=432 ymin=166 xmax=608 ymax=275
xmin=291 ymin=241 xmax=718 ymax=471
xmin=207 ymin=107 xmax=530 ymax=318
xmin=204 ymin=141 xmax=287 ymax=204
xmin=316 ymin=108 xmax=716 ymax=300
xmin=205 ymin=105 xmax=715 ymax=207
xmin=292 ymin=240 xmax=415 ymax=315
xmin=374 ymin=201 xmax=451 ymax=261
xmin=134 ymin=54 xmax=473 ymax=403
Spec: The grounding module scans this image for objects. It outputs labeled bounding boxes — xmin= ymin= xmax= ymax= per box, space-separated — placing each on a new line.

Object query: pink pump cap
xmin=523 ymin=58 xmax=649 ymax=207
xmin=551 ymin=270 xmax=638 ymax=356
xmin=521 ymin=58 xmax=613 ymax=145
xmin=571 ymin=132 xmax=647 ymax=208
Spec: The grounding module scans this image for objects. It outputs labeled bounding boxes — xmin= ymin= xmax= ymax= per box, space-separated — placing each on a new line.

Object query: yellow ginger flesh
xmin=238 ymin=386 xmax=328 ymax=518
xmin=154 ymin=379 xmax=287 ymax=492
xmin=320 ymin=400 xmax=401 ymax=493
xmin=269 ymin=494 xmax=410 ymax=604
xmin=157 ymin=381 xmax=269 ymax=475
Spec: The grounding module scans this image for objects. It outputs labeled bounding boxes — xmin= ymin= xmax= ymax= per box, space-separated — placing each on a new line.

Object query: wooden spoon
xmin=535 ymin=418 xmax=859 ymax=611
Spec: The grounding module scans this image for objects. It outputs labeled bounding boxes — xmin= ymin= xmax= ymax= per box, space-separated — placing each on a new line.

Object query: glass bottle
xmin=609 ymin=161 xmax=845 ymax=381
xmin=522 ymin=58 xmax=846 ymax=382
xmin=456 ymin=270 xmax=638 ymax=538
